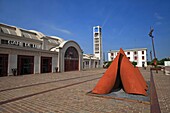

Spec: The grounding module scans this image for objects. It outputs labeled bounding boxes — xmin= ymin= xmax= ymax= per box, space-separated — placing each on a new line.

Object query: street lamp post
xmin=149 ymin=27 xmax=157 ymax=68
xmin=150 ymin=51 xmax=153 ymax=61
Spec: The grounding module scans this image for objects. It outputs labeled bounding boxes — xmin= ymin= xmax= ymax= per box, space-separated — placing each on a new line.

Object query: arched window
xmin=64 ymin=47 xmax=79 ymax=71
xmin=64 ymin=47 xmax=78 ymax=59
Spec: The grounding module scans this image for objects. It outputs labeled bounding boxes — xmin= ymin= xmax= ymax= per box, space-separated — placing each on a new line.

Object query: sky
xmin=0 ymin=0 xmax=170 ymax=60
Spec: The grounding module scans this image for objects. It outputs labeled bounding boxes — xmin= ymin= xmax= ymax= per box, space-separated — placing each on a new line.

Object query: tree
xmin=157 ymin=58 xmax=170 ymax=65
xmin=103 ymin=61 xmax=112 ymax=68
xmin=132 ymin=61 xmax=137 ymax=67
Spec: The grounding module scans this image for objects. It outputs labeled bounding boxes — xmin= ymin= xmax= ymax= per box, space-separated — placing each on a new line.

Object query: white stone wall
xmin=8 ymin=54 xmax=17 ymax=75
xmin=52 ymin=55 xmax=58 ymax=73
xmin=108 ymin=52 xmax=112 ymax=61
xmin=164 ymin=61 xmax=170 ymax=66
xmin=108 ymin=48 xmax=147 ymax=67
xmin=34 ymin=55 xmax=40 ymax=74
xmin=0 ymin=46 xmax=58 ymax=76
xmin=83 ymin=59 xmax=100 ymax=69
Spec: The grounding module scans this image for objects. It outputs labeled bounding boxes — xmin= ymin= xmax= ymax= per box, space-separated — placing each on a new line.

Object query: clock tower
xmin=93 ymin=26 xmax=103 ymax=67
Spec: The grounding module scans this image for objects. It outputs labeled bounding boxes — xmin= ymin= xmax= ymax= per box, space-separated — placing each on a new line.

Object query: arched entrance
xmin=64 ymin=47 xmax=79 ymax=72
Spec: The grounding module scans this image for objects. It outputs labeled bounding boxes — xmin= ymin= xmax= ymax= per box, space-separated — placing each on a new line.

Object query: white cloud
xmin=154 ymin=13 xmax=163 ymax=20
xmin=49 ymin=25 xmax=73 ymax=35
xmin=54 ymin=27 xmax=72 ymax=35
xmin=155 ymin=22 xmax=162 ymax=25
xmin=154 ymin=13 xmax=163 ymax=26
xmin=41 ymin=23 xmax=73 ymax=35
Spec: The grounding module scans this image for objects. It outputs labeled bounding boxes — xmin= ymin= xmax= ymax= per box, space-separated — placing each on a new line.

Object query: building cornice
xmin=0 ymin=44 xmax=58 ymax=54
xmin=0 ymin=32 xmax=42 ymax=43
xmin=108 ymin=48 xmax=147 ymax=53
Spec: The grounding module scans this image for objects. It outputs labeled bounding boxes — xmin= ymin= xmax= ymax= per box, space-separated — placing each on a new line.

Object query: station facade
xmin=0 ymin=23 xmax=83 ymax=76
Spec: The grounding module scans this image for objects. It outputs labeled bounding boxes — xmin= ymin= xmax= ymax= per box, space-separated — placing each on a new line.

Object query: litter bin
xmin=12 ymin=68 xmax=17 ymax=76
xmin=55 ymin=67 xmax=58 ymax=73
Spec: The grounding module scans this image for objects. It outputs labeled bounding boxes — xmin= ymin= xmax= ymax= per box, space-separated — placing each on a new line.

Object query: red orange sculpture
xmin=92 ymin=48 xmax=148 ymax=96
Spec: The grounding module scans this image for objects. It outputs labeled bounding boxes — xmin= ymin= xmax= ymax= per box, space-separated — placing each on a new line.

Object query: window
xmin=48 ymin=39 xmax=59 ymax=45
xmin=128 ymin=57 xmax=130 ymax=59
xmin=0 ymin=28 xmax=2 ymax=33
xmin=134 ymin=56 xmax=137 ymax=60
xmin=95 ymin=40 xmax=99 ymax=43
xmin=95 ymin=44 xmax=99 ymax=46
xmin=95 ymin=33 xmax=99 ymax=37
xmin=95 ymin=38 xmax=99 ymax=43
xmin=29 ymin=34 xmax=37 ymax=40
xmin=95 ymin=38 xmax=99 ymax=41
xmin=111 ymin=53 xmax=113 ymax=56
xmin=95 ymin=46 xmax=99 ymax=49
xmin=30 ymin=44 xmax=36 ymax=48
xmin=64 ymin=47 xmax=79 ymax=59
xmin=142 ymin=51 xmax=144 ymax=54
xmin=8 ymin=29 xmax=17 ymax=35
xmin=22 ymin=32 xmax=31 ymax=38
xmin=99 ymin=28 xmax=101 ymax=32
xmin=94 ymin=27 xmax=98 ymax=32
xmin=1 ymin=39 xmax=8 ymax=44
xmin=134 ymin=51 xmax=137 ymax=55
xmin=127 ymin=52 xmax=130 ymax=55
xmin=1 ymin=27 xmax=17 ymax=35
xmin=1 ymin=27 xmax=10 ymax=34
xmin=21 ymin=31 xmax=38 ymax=40
xmin=142 ymin=56 xmax=145 ymax=60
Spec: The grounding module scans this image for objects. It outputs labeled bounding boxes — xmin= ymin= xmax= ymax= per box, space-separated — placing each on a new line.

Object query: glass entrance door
xmin=18 ymin=55 xmax=34 ymax=75
xmin=41 ymin=57 xmax=52 ymax=73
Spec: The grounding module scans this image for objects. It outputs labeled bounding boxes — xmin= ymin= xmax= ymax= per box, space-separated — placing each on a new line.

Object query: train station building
xmin=0 ymin=23 xmax=85 ymax=76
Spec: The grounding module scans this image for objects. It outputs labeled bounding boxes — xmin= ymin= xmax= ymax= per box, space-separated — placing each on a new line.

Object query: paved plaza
xmin=0 ymin=68 xmax=170 ymax=113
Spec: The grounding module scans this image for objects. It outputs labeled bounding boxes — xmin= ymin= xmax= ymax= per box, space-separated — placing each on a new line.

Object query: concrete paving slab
xmin=0 ymin=68 xmax=169 ymax=113
xmin=87 ymin=81 xmax=150 ymax=105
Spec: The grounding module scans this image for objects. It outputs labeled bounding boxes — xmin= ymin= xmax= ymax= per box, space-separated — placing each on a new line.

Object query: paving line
xmin=150 ymin=69 xmax=161 ymax=113
xmin=0 ymin=76 xmax=101 ymax=105
xmin=15 ymin=100 xmax=49 ymax=113
xmin=22 ymin=93 xmax=93 ymax=113
xmin=33 ymin=98 xmax=83 ymax=112
xmin=0 ymin=104 xmax=21 ymax=113
xmin=0 ymin=106 xmax=13 ymax=113
xmin=17 ymin=99 xmax=57 ymax=112
xmin=4 ymin=103 xmax=30 ymax=113
xmin=0 ymin=73 xmax=103 ymax=93
xmin=0 ymin=73 xmax=102 ymax=102
xmin=0 ymin=92 xmax=16 ymax=101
